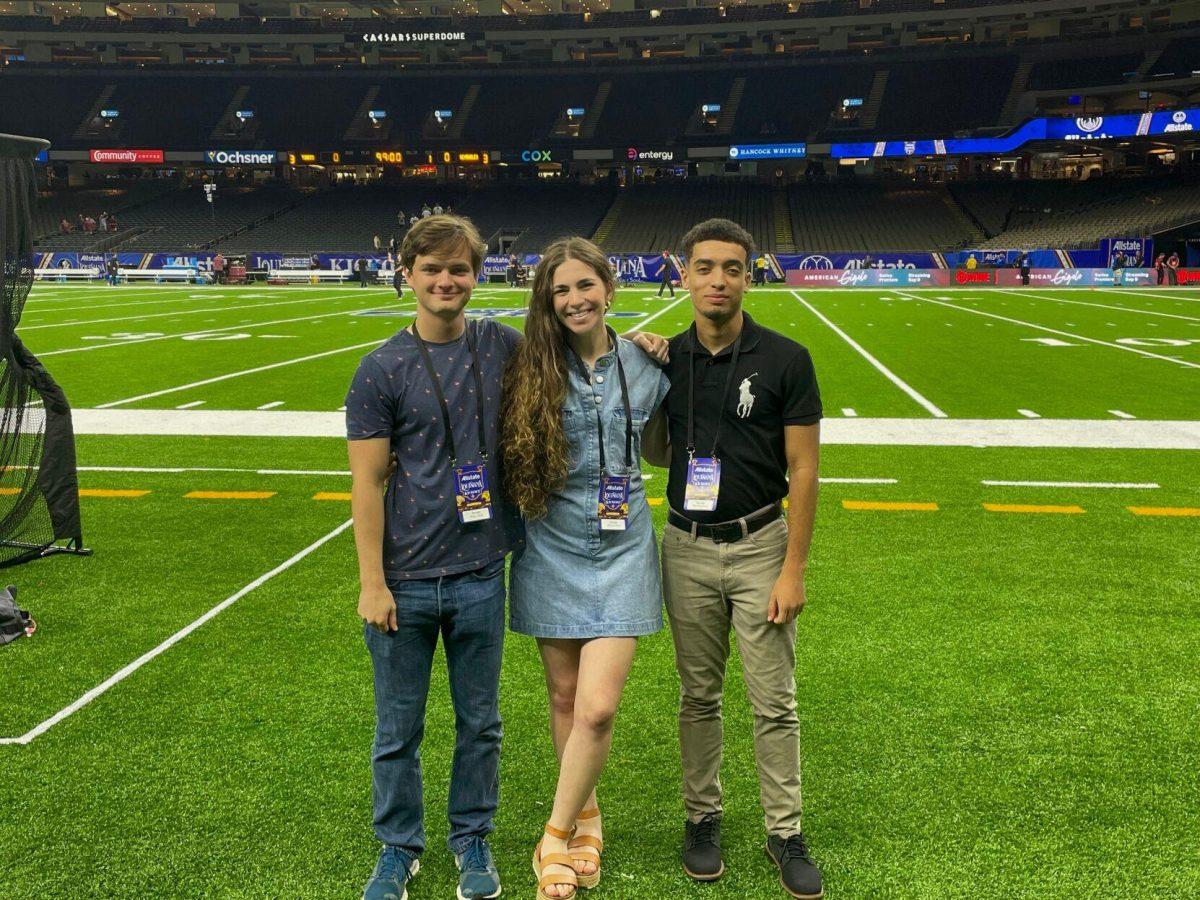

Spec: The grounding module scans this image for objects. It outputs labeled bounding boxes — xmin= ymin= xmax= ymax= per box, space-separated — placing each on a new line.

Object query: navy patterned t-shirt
xmin=345 ymin=318 xmax=524 ymax=580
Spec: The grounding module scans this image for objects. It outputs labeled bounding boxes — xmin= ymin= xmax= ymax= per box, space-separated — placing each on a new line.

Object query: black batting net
xmin=0 ymin=133 xmax=86 ymax=567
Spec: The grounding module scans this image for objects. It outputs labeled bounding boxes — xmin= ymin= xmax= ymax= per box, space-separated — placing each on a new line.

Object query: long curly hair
xmin=501 ymin=237 xmax=616 ymax=519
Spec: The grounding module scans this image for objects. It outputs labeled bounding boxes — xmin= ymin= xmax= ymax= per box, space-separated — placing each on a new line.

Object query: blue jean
xmin=365 ymin=557 xmax=505 ymax=856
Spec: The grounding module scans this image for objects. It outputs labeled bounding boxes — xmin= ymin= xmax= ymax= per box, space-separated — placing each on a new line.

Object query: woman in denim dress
xmin=501 ymin=237 xmax=669 ymax=900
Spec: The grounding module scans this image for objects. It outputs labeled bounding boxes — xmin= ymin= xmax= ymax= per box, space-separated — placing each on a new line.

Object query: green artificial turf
xmin=1 ymin=283 xmax=1197 ymax=898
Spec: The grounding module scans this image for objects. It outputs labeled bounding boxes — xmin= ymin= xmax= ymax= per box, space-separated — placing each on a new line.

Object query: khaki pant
xmin=662 ymin=516 xmax=803 ymax=836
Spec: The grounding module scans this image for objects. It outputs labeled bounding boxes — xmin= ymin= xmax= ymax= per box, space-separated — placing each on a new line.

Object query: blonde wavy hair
xmin=501 ymin=237 xmax=616 ymax=519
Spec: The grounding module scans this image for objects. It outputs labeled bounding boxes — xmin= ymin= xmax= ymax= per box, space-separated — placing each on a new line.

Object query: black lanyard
xmin=685 ymin=326 xmax=743 ymax=461
xmin=411 ymin=320 xmax=488 ymax=466
xmin=570 ymin=327 xmax=633 ymax=473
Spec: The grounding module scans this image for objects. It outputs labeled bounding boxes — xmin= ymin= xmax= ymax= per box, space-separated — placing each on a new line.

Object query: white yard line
xmin=623 ymin=292 xmax=689 ymax=333
xmin=1109 ymin=409 xmax=1137 ymax=419
xmin=894 ymin=292 xmax=1200 ymax=370
xmin=1017 ymin=409 xmax=1041 ymax=418
xmin=1107 ymin=288 xmax=1200 ymax=304
xmin=64 ymin=410 xmax=1200 ymax=449
xmin=38 ymin=302 xmax=413 ymax=357
xmin=999 ymin=289 xmax=1200 ymax=323
xmin=982 ymin=480 xmax=1159 ymax=489
xmin=95 ymin=340 xmax=385 ymax=408
xmin=790 ymin=291 xmax=948 ymax=418
xmin=21 ymin=293 xmax=355 ymax=331
xmin=821 ymin=477 xmax=897 ymax=484
xmin=256 ymin=401 xmax=285 ymax=410
xmin=175 ymin=400 xmax=206 ymax=410
xmin=22 ymin=294 xmax=235 ymax=315
xmin=0 ymin=519 xmax=353 ymax=746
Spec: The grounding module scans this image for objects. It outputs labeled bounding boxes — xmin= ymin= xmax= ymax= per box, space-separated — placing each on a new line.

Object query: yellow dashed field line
xmin=79 ymin=488 xmax=150 ymax=498
xmin=842 ymin=500 xmax=938 ymax=512
xmin=314 ymin=492 xmax=352 ymax=501
xmin=983 ymin=503 xmax=1085 ymax=514
xmin=185 ymin=490 xmax=276 ymax=500
xmin=0 ymin=487 xmax=19 ymax=496
xmin=1127 ymin=506 xmax=1200 ymax=517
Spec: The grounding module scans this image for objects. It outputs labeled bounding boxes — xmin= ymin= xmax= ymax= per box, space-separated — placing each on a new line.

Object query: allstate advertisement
xmin=831 ymin=107 xmax=1198 ymax=158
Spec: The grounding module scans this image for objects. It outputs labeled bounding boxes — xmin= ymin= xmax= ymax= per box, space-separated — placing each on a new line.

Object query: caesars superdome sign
xmin=360 ymin=31 xmax=473 ymax=43
xmin=205 ymin=150 xmax=277 ymax=165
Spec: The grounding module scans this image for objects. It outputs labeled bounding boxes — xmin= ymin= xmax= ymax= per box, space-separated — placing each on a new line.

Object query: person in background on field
xmin=753 ymin=255 xmax=767 ymax=286
xmin=1154 ymin=252 xmax=1166 ymax=285
xmin=965 ymin=254 xmax=978 ymax=271
xmin=356 ymin=256 xmax=369 ymax=288
xmin=1016 ymin=251 xmax=1031 ymax=286
xmin=501 ymin=236 xmax=671 ymax=900
xmin=347 ymin=214 xmax=521 ymax=900
xmin=105 ymin=256 xmax=119 ymax=287
xmin=1166 ymin=250 xmax=1180 ymax=285
xmin=507 ymin=253 xmax=519 ymax=288
xmin=646 ymin=218 xmax=825 ymax=900
xmin=657 ymin=250 xmax=676 ymax=297
xmin=212 ymin=251 xmax=226 ymax=285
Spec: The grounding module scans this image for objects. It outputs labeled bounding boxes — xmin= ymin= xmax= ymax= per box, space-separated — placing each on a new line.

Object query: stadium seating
xmin=787 ymin=182 xmax=977 ymax=251
xmin=1148 ymin=39 xmax=1200 ymax=79
xmin=975 ymin=177 xmax=1200 ymax=249
xmin=1027 ymin=53 xmax=1144 ymax=90
xmin=874 ymin=55 xmax=1017 ymax=136
xmin=594 ymin=181 xmax=778 ymax=253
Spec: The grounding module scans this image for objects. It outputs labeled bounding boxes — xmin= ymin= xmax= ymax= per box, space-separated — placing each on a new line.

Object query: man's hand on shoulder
xmin=628 ymin=331 xmax=670 ymax=364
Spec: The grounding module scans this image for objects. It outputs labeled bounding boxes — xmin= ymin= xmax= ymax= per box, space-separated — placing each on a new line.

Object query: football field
xmin=2 ymin=281 xmax=1198 ymax=899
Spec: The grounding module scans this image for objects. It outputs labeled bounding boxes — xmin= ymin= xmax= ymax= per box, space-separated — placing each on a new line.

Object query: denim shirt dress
xmin=509 ymin=337 xmax=671 ymax=638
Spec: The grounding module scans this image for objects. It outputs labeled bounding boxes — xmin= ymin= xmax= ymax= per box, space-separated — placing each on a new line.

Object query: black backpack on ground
xmin=0 ymin=585 xmax=34 ymax=645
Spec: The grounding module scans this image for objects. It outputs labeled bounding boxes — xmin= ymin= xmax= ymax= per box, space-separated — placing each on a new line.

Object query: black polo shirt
xmin=663 ymin=312 xmax=821 ymax=523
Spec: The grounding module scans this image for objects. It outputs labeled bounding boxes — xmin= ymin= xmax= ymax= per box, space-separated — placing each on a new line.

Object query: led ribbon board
xmin=831 ymin=108 xmax=1199 ymax=158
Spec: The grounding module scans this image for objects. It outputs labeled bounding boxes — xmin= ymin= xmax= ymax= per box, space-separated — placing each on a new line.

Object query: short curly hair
xmin=680 ymin=218 xmax=756 ymax=264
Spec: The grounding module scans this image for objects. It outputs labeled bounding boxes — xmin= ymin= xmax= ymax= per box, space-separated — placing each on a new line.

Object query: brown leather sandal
xmin=569 ymin=808 xmax=604 ymax=890
xmin=533 ymin=824 xmax=579 ymax=899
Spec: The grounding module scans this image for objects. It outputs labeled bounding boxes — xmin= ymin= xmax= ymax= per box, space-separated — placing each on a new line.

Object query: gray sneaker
xmin=455 ymin=836 xmax=501 ymax=900
xmin=363 ymin=846 xmax=420 ymax=900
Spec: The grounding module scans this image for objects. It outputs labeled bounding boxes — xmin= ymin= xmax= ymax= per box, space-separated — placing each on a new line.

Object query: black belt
xmin=668 ymin=503 xmax=782 ymax=544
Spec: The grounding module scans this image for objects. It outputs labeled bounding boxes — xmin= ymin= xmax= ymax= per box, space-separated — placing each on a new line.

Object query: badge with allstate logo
xmin=598 ymin=474 xmax=630 ymax=531
xmin=454 ymin=464 xmax=493 ymax=524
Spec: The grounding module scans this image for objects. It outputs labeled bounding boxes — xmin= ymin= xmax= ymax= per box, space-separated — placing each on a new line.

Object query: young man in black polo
xmin=655 ymin=218 xmax=823 ymax=899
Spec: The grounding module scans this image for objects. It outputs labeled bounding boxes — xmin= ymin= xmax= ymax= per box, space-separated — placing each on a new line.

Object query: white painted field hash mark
xmin=175 ymin=400 xmax=206 ymax=410
xmin=1109 ymin=410 xmax=1136 ymax=419
xmin=0 ymin=518 xmax=354 ymax=746
xmin=842 ymin=408 xmax=858 ymax=417
xmin=1018 ymin=409 xmax=1041 ymax=418
xmin=257 ymin=401 xmax=285 ymax=410
xmin=790 ymin=291 xmax=948 ymax=418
